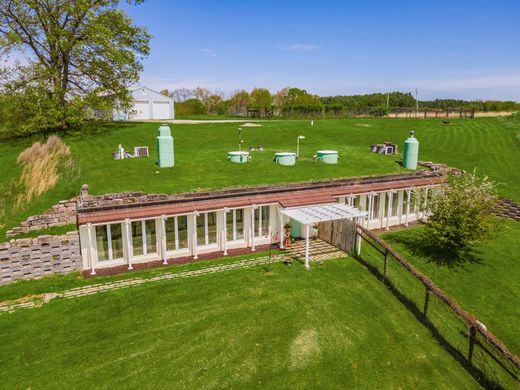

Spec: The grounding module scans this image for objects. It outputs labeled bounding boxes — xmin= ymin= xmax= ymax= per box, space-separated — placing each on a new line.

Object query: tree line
xmin=162 ymin=87 xmax=520 ymax=118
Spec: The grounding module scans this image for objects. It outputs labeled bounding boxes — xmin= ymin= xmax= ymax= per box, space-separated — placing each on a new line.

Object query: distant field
xmin=0 ymin=258 xmax=478 ymax=388
xmin=1 ymin=117 xmax=519 ymax=238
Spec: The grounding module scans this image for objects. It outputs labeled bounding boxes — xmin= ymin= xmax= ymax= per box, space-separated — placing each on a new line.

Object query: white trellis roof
xmin=280 ymin=203 xmax=367 ymax=225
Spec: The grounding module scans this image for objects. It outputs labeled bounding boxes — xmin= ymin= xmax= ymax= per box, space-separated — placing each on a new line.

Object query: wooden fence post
xmin=383 ymin=250 xmax=389 ymax=280
xmin=423 ymin=288 xmax=431 ymax=318
xmin=468 ymin=325 xmax=477 ymax=365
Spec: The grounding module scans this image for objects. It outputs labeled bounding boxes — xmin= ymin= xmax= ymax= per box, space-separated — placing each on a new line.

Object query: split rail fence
xmin=325 ymin=222 xmax=520 ymax=389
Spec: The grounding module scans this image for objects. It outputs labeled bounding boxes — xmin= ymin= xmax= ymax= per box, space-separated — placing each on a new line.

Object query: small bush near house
xmin=422 ymin=172 xmax=500 ymax=267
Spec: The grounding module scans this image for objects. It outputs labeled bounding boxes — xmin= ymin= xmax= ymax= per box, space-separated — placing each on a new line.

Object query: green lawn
xmin=380 ymin=220 xmax=520 ymax=356
xmin=1 ymin=117 xmax=519 ymax=239
xmin=0 ymin=258 xmax=480 ymax=389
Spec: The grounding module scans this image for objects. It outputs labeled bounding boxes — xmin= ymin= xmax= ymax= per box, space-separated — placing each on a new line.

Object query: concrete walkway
xmin=0 ymin=239 xmax=346 ymax=314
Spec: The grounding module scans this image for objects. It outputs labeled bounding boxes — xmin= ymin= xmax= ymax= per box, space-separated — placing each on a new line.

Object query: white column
xmin=279 ymin=209 xmax=285 ymax=249
xmin=405 ymin=188 xmax=411 ymax=226
xmin=161 ymin=215 xmax=168 ymax=265
xmin=193 ymin=212 xmax=199 ymax=259
xmin=251 ymin=206 xmax=256 ymax=252
xmin=87 ymin=223 xmax=96 ymax=275
xmin=386 ymin=190 xmax=393 ymax=230
xmin=223 ymin=208 xmax=228 ymax=255
xmin=366 ymin=193 xmax=374 ymax=228
xmin=305 ymin=224 xmax=310 ymax=270
xmin=125 ymin=219 xmax=133 ymax=270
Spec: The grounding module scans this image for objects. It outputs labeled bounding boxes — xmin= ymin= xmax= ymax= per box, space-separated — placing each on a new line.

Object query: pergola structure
xmin=280 ymin=203 xmax=367 ymax=269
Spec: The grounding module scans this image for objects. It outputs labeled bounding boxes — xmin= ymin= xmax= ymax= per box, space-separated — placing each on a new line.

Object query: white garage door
xmin=131 ymin=101 xmax=150 ymax=120
xmin=152 ymin=101 xmax=171 ymax=119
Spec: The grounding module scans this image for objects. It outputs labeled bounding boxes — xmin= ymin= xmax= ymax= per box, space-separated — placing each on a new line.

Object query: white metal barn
xmin=113 ymin=86 xmax=174 ymax=121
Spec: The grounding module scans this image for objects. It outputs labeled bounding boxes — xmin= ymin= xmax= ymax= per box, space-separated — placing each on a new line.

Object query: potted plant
xmin=283 ymin=222 xmax=292 ymax=247
xmin=311 ymin=223 xmax=319 ymax=239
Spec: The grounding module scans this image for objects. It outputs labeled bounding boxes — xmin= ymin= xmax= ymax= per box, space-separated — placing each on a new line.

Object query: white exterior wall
xmin=79 ymin=186 xmax=439 ymax=271
xmin=113 ymin=86 xmax=175 ymax=121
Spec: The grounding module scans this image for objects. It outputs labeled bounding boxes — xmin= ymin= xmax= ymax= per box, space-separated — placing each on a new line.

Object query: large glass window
xmin=391 ymin=192 xmax=399 ymax=217
xmin=95 ymin=223 xmax=124 ymax=262
xmin=96 ymin=225 xmax=109 ymax=261
xmin=370 ymin=194 xmax=380 ymax=220
xmin=166 ymin=215 xmax=189 ymax=251
xmin=254 ymin=205 xmax=270 ymax=238
xmin=131 ymin=219 xmax=157 ymax=256
xmin=227 ymin=209 xmax=245 ymax=241
xmin=197 ymin=212 xmax=217 ymax=246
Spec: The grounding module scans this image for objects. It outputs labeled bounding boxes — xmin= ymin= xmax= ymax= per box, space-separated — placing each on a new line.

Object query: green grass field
xmin=0 ymin=258 xmax=481 ymax=389
xmin=1 ymin=117 xmax=519 ymax=239
xmin=380 ymin=220 xmax=520 ymax=356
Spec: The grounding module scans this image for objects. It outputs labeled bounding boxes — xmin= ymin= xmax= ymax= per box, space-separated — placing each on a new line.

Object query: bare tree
xmin=171 ymin=88 xmax=193 ymax=102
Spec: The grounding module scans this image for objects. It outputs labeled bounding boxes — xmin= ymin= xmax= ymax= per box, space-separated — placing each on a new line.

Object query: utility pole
xmin=415 ymin=88 xmax=419 ymax=118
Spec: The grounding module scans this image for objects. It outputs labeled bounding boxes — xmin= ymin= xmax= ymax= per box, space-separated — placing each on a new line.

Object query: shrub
xmin=15 ymin=135 xmax=77 ymax=207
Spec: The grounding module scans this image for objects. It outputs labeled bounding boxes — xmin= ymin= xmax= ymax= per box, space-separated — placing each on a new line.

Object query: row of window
xmin=347 ymin=188 xmax=430 ymax=220
xmin=94 ymin=206 xmax=271 ymax=262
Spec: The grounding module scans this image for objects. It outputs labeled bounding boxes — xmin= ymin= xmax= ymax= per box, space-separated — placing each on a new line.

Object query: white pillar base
xmin=90 ymin=270 xmax=96 ymax=276
xmin=128 ymin=265 xmax=133 ymax=270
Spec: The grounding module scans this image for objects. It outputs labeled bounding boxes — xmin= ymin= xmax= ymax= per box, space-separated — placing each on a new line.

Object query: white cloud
xmin=282 ymin=43 xmax=320 ymax=52
xmin=201 ymin=48 xmax=216 ymax=57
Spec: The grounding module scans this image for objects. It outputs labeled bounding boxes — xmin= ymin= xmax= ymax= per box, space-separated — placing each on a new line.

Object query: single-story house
xmin=113 ymin=86 xmax=174 ymax=121
xmin=77 ymin=171 xmax=445 ymax=274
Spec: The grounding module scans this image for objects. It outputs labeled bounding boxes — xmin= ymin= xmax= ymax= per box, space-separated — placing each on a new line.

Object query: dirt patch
xmin=290 ymin=328 xmax=320 ymax=369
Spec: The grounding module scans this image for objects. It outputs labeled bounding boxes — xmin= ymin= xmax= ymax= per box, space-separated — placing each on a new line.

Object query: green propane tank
xmin=403 ymin=130 xmax=419 ymax=170
xmin=157 ymin=123 xmax=174 ymax=168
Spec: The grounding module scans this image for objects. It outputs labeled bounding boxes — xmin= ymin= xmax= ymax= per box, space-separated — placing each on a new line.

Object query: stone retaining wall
xmin=0 ymin=232 xmax=81 ymax=285
xmin=6 ymin=198 xmax=78 ymax=237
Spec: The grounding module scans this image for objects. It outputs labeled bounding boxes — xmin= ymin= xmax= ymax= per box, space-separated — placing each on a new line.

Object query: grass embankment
xmin=380 ymin=220 xmax=520 ymax=356
xmin=0 ymin=258 xmax=478 ymax=388
xmin=1 ymin=117 xmax=519 ymax=239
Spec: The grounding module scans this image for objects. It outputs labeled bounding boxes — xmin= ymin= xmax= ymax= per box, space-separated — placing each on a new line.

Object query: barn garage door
xmin=152 ymin=101 xmax=171 ymax=119
xmin=132 ymin=101 xmax=150 ymax=120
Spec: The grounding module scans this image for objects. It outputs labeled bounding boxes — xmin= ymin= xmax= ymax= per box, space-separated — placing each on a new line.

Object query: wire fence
xmin=353 ymin=225 xmax=520 ymax=389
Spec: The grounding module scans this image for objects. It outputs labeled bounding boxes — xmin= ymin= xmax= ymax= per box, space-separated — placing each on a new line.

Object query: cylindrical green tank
xmin=315 ymin=150 xmax=338 ymax=164
xmin=273 ymin=152 xmax=296 ymax=166
xmin=157 ymin=124 xmax=174 ymax=168
xmin=403 ymin=130 xmax=419 ymax=170
xmin=228 ymin=151 xmax=250 ymax=163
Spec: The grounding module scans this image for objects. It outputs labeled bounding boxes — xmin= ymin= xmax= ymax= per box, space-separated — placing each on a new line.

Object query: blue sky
xmin=122 ymin=0 xmax=520 ymax=101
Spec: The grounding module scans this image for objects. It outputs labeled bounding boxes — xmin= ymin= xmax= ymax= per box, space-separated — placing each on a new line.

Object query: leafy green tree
xmin=228 ymin=89 xmax=250 ymax=115
xmin=0 ymin=0 xmax=150 ymax=133
xmin=175 ymin=98 xmax=205 ymax=116
xmin=250 ymin=88 xmax=272 ymax=109
xmin=423 ymin=173 xmax=500 ymax=266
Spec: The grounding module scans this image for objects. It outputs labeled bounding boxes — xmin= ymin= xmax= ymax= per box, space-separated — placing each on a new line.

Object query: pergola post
xmin=305 ymin=224 xmax=310 ymax=270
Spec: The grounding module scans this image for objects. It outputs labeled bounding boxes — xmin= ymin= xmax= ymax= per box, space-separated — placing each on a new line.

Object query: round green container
xmin=228 ymin=151 xmax=250 ymax=163
xmin=316 ymin=150 xmax=338 ymax=164
xmin=403 ymin=131 xmax=419 ymax=170
xmin=274 ymin=152 xmax=296 ymax=166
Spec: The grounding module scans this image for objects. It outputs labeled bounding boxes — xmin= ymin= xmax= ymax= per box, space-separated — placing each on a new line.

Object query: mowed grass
xmin=0 ymin=259 xmax=478 ymax=389
xmin=1 ymin=117 xmax=519 ymax=238
xmin=381 ymin=220 xmax=520 ymax=356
